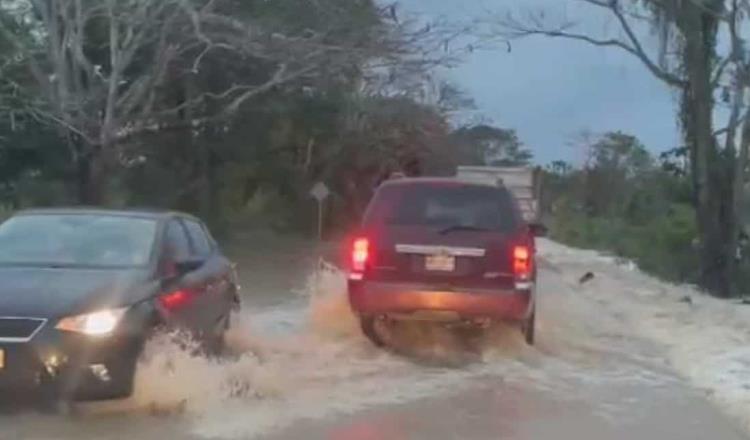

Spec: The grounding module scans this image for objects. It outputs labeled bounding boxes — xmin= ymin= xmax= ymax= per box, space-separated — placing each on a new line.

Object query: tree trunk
xmin=204 ymin=140 xmax=223 ymax=234
xmin=82 ymin=147 xmax=108 ymax=205
xmin=734 ymin=109 xmax=750 ymax=264
xmin=75 ymin=153 xmax=91 ymax=204
xmin=681 ymin=6 xmax=732 ymax=296
xmin=73 ymin=143 xmax=109 ymax=206
xmin=725 ymin=78 xmax=748 ymax=296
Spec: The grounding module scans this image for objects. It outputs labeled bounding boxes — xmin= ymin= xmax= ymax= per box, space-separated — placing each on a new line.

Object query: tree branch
xmin=712 ymin=57 xmax=732 ymax=87
xmin=607 ymin=1 xmax=685 ymax=87
xmin=26 ymin=107 xmax=96 ymax=145
xmin=495 ymin=0 xmax=686 ymax=88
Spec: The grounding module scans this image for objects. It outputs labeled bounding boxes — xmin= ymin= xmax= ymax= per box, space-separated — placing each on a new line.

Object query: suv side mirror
xmin=529 ymin=223 xmax=548 ymax=237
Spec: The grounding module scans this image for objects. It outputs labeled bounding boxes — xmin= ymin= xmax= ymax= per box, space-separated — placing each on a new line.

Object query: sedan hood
xmin=0 ymin=266 xmax=154 ymax=319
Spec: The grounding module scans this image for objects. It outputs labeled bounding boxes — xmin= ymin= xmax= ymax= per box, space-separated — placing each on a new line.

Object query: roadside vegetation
xmin=0 ymin=0 xmax=532 ymax=236
xmin=493 ymin=0 xmax=750 ymax=297
xmin=1 ymin=0 xmax=749 ymax=297
xmin=541 ymin=132 xmax=704 ymax=284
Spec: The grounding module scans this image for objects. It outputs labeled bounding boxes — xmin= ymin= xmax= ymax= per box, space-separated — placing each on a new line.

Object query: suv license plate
xmin=425 ymin=254 xmax=455 ymax=272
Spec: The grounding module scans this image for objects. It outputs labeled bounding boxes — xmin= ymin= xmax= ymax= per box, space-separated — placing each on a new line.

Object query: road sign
xmin=310 ymin=182 xmax=330 ymax=202
xmin=310 ymin=182 xmax=330 ymax=240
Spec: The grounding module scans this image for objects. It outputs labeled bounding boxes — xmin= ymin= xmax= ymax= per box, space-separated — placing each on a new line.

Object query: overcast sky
xmin=398 ymin=0 xmax=682 ymax=165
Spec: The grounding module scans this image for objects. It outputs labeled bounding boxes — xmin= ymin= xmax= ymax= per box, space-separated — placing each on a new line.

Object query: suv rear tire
xmin=359 ymin=316 xmax=386 ymax=347
xmin=522 ymin=309 xmax=536 ymax=345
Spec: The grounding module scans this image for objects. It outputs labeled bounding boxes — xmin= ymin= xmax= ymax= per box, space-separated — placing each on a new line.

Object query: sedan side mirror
xmin=529 ymin=222 xmax=548 ymax=237
xmin=175 ymin=257 xmax=205 ymax=275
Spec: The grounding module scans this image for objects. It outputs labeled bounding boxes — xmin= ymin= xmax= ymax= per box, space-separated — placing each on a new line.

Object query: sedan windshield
xmin=0 ymin=214 xmax=157 ymax=268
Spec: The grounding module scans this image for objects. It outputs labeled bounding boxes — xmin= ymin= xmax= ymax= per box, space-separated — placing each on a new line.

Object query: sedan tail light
xmin=159 ymin=289 xmax=193 ymax=311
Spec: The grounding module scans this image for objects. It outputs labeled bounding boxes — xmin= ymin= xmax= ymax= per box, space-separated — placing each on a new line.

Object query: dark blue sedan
xmin=0 ymin=209 xmax=240 ymax=402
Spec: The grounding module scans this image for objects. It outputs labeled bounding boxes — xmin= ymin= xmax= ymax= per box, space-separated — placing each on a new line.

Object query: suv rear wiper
xmin=437 ymin=225 xmax=490 ymax=235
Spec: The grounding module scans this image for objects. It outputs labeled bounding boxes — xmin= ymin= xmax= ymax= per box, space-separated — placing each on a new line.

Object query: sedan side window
xmin=164 ymin=220 xmax=191 ymax=262
xmin=184 ymin=220 xmax=212 ymax=257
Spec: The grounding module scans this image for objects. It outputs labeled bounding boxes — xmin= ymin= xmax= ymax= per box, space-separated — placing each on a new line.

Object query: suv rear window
xmin=364 ymin=183 xmax=520 ymax=232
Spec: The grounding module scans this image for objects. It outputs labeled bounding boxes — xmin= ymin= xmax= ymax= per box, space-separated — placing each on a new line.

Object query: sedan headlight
xmin=56 ymin=307 xmax=128 ymax=336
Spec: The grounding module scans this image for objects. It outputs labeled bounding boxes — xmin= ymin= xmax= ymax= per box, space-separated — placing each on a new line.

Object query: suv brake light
xmin=513 ymin=245 xmax=532 ymax=281
xmin=350 ymin=237 xmax=370 ymax=279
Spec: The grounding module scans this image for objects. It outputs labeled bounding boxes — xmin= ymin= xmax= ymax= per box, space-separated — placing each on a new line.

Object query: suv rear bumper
xmin=348 ymin=280 xmax=534 ymax=322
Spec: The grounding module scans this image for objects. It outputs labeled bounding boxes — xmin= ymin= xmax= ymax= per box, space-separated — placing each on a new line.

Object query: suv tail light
xmin=349 ymin=237 xmax=370 ymax=280
xmin=513 ymin=245 xmax=532 ymax=281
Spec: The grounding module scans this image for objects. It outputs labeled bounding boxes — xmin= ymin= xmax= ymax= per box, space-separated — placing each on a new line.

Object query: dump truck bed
xmin=455 ymin=166 xmax=542 ymax=223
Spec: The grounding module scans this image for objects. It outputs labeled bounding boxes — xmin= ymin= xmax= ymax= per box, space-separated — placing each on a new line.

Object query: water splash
xmin=73 ymin=257 xmax=674 ymax=439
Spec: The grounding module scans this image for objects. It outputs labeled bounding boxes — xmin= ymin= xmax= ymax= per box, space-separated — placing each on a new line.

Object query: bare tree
xmin=0 ymin=0 xmax=463 ymax=204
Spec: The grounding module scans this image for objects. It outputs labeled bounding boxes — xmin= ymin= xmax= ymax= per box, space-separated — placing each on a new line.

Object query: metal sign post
xmin=309 ymin=182 xmax=330 ymax=240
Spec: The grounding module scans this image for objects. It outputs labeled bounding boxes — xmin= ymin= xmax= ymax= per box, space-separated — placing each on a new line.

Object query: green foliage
xmin=448 ymin=125 xmax=533 ymax=167
xmin=0 ymin=0 xmax=516 ymax=244
xmin=581 ymin=131 xmax=653 ymax=218
xmin=551 ymin=204 xmax=698 ymax=283
xmin=0 ymin=0 xmax=443 ymax=234
xmin=0 ymin=111 xmax=71 ymax=208
xmin=545 ymin=131 xmax=700 ymax=283
xmin=225 ymin=0 xmax=382 ymax=35
xmin=0 ymin=203 xmax=12 ymax=223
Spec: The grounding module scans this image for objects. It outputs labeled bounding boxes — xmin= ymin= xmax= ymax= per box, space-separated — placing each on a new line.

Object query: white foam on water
xmin=78 ymin=254 xmax=683 ymax=439
xmin=107 ymin=263 xmax=483 ymax=437
xmin=537 ymin=238 xmax=750 ymax=435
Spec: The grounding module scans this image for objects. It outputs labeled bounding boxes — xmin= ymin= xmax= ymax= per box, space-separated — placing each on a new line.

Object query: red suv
xmin=346 ymin=177 xmax=542 ymax=346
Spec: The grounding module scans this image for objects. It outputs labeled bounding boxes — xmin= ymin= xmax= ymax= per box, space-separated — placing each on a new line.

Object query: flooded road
xmin=3 ymin=233 xmax=747 ymax=440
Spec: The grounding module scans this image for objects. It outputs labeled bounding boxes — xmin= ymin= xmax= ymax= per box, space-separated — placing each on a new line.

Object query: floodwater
xmin=2 ymin=232 xmax=747 ymax=440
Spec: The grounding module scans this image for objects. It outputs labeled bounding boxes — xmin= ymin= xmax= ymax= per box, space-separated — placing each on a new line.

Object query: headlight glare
xmin=56 ymin=307 xmax=128 ymax=336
